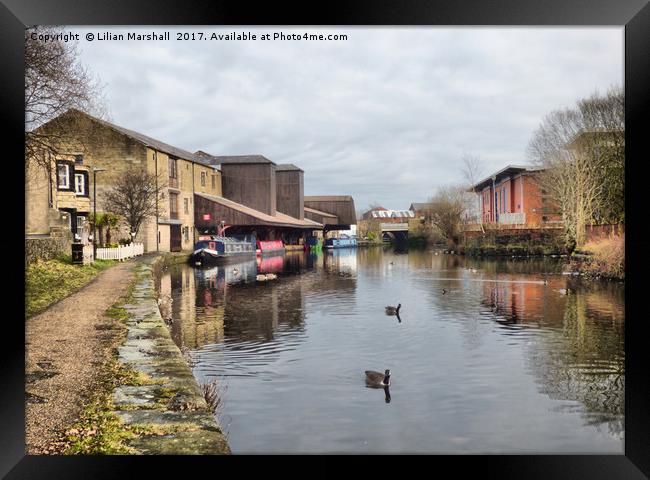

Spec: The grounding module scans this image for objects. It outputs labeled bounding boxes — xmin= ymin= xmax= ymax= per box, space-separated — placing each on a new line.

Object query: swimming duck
xmin=385 ymin=303 xmax=401 ymax=315
xmin=442 ymin=289 xmax=447 ymax=295
xmin=232 ymin=268 xmax=239 ymax=275
xmin=365 ymin=369 xmax=391 ymax=387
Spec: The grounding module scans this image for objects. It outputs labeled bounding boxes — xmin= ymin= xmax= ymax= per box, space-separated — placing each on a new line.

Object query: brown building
xmin=304 ymin=196 xmax=357 ymax=232
xmin=275 ymin=164 xmax=305 ymax=220
xmin=192 ymin=153 xmax=323 ymax=245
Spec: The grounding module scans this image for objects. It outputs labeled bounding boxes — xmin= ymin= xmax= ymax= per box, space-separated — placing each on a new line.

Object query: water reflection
xmin=159 ymin=247 xmax=624 ymax=453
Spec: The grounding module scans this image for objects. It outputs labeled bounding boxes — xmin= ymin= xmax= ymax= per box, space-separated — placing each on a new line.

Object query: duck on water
xmin=385 ymin=304 xmax=401 ymax=315
xmin=365 ymin=369 xmax=391 ymax=387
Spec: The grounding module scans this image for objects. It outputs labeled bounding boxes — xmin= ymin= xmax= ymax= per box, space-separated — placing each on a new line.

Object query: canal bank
xmin=110 ymin=253 xmax=230 ymax=454
xmin=26 ymin=253 xmax=230 ymax=455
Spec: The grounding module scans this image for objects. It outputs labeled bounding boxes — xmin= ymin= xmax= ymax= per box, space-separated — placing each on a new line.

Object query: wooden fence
xmin=96 ymin=243 xmax=145 ymax=261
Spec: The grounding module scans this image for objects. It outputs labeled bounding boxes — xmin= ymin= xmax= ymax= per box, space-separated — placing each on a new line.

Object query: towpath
xmin=25 ymin=261 xmax=135 ymax=454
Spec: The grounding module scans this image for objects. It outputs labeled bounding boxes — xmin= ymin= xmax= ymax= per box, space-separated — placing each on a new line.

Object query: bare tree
xmin=424 ymin=185 xmax=469 ymax=247
xmin=25 ymin=26 xmax=107 ymax=172
xmin=528 ymin=85 xmax=624 ymax=249
xmin=103 ymin=170 xmax=166 ymax=238
xmin=460 ymin=153 xmax=485 ymax=232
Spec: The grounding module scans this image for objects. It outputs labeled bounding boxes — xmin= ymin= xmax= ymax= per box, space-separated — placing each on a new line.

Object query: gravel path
xmin=25 ymin=261 xmax=136 ymax=454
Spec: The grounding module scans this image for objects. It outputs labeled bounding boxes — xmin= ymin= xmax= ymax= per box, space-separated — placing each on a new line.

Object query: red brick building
xmin=469 ymin=165 xmax=561 ymax=228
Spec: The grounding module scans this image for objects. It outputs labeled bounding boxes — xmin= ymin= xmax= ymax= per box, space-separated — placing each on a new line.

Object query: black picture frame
xmin=5 ymin=0 xmax=649 ymax=477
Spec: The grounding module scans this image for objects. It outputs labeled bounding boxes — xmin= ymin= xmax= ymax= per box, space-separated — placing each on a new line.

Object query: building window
xmin=211 ymin=174 xmax=216 ymax=189
xmin=183 ymin=226 xmax=189 ymax=242
xmin=184 ymin=197 xmax=189 ymax=214
xmin=76 ymin=215 xmax=86 ymax=240
xmin=201 ymin=171 xmax=206 ymax=186
xmin=168 ymin=157 xmax=180 ymax=188
xmin=57 ymin=162 xmax=71 ymax=190
xmin=169 ymin=192 xmax=179 ymax=219
xmin=168 ymin=157 xmax=178 ymax=178
xmin=75 ymin=173 xmax=86 ymax=196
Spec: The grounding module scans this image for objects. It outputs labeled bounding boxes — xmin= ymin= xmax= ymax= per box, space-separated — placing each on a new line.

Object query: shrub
xmin=579 ymin=235 xmax=624 ymax=280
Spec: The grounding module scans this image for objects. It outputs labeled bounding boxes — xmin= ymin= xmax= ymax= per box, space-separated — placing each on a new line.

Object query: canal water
xmin=159 ymin=248 xmax=624 ymax=454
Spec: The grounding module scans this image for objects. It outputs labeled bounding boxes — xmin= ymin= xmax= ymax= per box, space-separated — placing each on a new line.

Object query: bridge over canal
xmin=380 ymin=222 xmax=409 ymax=242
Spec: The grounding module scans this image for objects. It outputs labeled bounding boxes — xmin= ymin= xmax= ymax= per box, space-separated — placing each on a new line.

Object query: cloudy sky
xmin=68 ymin=27 xmax=622 ymax=211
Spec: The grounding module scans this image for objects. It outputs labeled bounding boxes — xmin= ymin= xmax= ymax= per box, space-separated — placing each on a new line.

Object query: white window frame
xmin=75 ymin=173 xmax=86 ymax=195
xmin=57 ymin=163 xmax=70 ymax=189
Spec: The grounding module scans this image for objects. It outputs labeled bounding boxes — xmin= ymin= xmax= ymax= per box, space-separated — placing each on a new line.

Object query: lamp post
xmin=93 ymin=167 xmax=107 ymax=260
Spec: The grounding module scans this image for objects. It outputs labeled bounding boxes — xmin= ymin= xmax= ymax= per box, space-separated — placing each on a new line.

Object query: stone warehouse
xmin=26 ymin=109 xmax=222 ymax=253
xmin=26 ymin=109 xmax=356 ymax=253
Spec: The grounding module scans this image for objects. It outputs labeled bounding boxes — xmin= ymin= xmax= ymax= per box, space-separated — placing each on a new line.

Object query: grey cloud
xmin=69 ymin=27 xmax=622 ymax=210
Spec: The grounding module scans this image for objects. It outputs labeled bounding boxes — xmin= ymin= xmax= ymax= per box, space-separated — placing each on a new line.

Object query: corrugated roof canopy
xmin=195 ymin=192 xmax=322 ymax=229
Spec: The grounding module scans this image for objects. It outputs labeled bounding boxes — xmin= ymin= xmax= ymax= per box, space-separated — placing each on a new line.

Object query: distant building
xmin=409 ymin=203 xmax=433 ymax=219
xmin=361 ymin=206 xmax=414 ymax=222
xmin=468 ymin=165 xmax=562 ymax=228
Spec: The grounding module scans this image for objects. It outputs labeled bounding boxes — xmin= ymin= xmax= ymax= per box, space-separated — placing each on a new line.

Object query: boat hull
xmin=324 ymin=238 xmax=358 ymax=249
xmin=191 ymin=248 xmax=255 ymax=266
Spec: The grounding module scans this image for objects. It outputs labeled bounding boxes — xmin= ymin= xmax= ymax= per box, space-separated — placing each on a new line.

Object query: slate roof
xmin=276 ymin=164 xmax=303 ymax=172
xmin=52 ymin=109 xmax=212 ymax=166
xmin=194 ymin=151 xmax=276 ymax=166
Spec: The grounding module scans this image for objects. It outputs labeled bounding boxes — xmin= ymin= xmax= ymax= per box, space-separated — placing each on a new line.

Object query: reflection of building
xmin=480 ymin=276 xmax=624 ymax=437
xmin=481 ymin=279 xmax=548 ymax=324
xmin=164 ymin=266 xmax=226 ymax=349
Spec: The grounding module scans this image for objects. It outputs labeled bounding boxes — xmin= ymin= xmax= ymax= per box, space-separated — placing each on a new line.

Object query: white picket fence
xmin=96 ymin=243 xmax=145 ymax=261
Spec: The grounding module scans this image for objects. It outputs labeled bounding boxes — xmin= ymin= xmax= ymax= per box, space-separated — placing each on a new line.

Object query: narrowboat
xmin=256 ymin=239 xmax=285 ymax=255
xmin=324 ymin=235 xmax=358 ymax=249
xmin=192 ymin=235 xmax=255 ymax=265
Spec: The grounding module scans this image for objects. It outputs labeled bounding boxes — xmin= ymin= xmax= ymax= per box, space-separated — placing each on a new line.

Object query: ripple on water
xmin=162 ymin=251 xmax=624 ymax=453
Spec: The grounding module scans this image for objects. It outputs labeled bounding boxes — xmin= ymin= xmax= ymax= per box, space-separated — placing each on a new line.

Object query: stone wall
xmin=112 ymin=255 xmax=230 ymax=454
xmin=25 ymin=234 xmax=72 ymax=264
xmin=462 ymin=227 xmax=566 ymax=256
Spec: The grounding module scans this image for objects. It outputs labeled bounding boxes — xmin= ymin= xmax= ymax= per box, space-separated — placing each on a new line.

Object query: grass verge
xmin=26 ymin=255 xmax=117 ymax=318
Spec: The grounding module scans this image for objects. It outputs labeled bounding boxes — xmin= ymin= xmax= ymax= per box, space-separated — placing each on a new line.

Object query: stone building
xmin=25 ymin=109 xmax=221 ymax=253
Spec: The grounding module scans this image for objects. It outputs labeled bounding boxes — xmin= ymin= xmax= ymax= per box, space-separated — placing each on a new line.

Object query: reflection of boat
xmin=195 ymin=259 xmax=257 ymax=285
xmin=307 ymin=236 xmax=323 ymax=252
xmin=192 ymin=235 xmax=255 ymax=265
xmin=324 ymin=235 xmax=357 ymax=249
xmin=257 ymin=254 xmax=284 ymax=273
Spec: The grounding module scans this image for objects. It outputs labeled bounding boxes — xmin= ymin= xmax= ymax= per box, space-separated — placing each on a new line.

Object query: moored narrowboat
xmin=324 ymin=235 xmax=358 ymax=249
xmin=192 ymin=235 xmax=255 ymax=265
xmin=256 ymin=239 xmax=285 ymax=255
